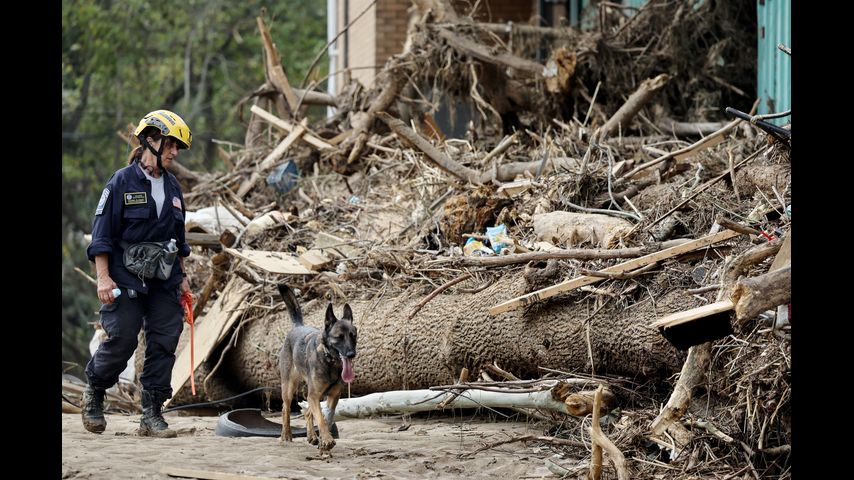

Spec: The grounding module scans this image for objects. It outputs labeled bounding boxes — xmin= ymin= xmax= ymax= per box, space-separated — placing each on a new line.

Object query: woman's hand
xmin=97 ymin=275 xmax=118 ymax=305
xmin=180 ymin=276 xmax=191 ymax=296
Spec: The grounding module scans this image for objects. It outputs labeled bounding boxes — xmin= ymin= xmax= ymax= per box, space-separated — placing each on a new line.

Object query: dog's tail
xmin=277 ymin=284 xmax=304 ymax=326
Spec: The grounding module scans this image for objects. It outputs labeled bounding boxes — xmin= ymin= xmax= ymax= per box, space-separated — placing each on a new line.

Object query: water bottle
xmin=166 ymin=238 xmax=178 ymax=253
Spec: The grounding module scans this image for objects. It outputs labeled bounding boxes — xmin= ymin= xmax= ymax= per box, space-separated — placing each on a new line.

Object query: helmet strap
xmin=140 ymin=136 xmax=166 ymax=175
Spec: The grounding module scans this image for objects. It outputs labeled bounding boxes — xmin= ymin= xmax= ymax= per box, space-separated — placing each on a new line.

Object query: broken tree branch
xmin=589 ymin=385 xmax=629 ymax=480
xmin=731 ymin=266 xmax=791 ymax=324
xmin=642 ymin=147 xmax=766 ymax=232
xmin=378 ymin=112 xmax=482 ymax=184
xmin=257 ymin=16 xmax=299 ymax=113
xmin=597 ymin=73 xmax=670 ymax=142
xmin=489 ymin=230 xmax=741 ymax=315
xmin=650 ymin=236 xmax=781 ymax=436
xmin=408 ymin=273 xmax=472 ymax=320
xmin=436 ymin=27 xmax=544 ymax=76
xmin=344 ymin=64 xmax=408 ymax=164
xmin=430 ymin=239 xmax=689 ymax=267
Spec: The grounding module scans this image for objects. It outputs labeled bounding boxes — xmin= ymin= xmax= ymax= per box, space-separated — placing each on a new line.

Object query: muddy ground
xmin=62 ymin=411 xmax=577 ymax=479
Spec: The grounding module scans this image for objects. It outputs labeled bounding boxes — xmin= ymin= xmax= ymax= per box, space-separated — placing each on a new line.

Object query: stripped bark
xmin=304 ymin=387 xmax=571 ymax=421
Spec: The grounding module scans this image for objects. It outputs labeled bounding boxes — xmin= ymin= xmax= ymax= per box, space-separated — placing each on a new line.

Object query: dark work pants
xmin=85 ymin=286 xmax=184 ymax=397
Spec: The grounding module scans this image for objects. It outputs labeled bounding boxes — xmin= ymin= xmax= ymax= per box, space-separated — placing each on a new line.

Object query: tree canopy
xmin=61 ymin=0 xmax=327 ymax=375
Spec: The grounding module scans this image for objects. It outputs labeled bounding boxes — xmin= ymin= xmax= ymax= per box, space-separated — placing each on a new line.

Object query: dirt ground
xmin=61 ymin=411 xmax=571 ymax=479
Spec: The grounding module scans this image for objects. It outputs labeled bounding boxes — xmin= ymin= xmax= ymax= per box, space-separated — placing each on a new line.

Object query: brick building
xmin=328 ymin=0 xmax=541 ymax=93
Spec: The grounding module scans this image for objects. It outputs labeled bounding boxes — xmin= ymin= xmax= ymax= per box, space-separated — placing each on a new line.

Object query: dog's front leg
xmin=308 ymin=392 xmax=336 ymax=451
xmin=324 ymin=388 xmax=340 ymax=428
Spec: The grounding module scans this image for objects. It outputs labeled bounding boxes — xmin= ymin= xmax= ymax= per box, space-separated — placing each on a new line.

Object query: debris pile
xmin=99 ymin=1 xmax=791 ymax=477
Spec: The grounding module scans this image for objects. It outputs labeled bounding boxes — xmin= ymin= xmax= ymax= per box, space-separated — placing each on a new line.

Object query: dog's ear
xmin=324 ymin=302 xmax=337 ymax=330
xmin=342 ymin=304 xmax=353 ymax=323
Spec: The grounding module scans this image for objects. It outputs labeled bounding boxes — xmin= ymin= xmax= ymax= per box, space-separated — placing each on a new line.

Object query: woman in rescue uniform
xmin=82 ymin=110 xmax=193 ymax=438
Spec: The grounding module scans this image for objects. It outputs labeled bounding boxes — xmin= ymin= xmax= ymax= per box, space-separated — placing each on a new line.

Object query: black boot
xmin=81 ymin=385 xmax=107 ymax=434
xmin=138 ymin=390 xmax=177 ymax=438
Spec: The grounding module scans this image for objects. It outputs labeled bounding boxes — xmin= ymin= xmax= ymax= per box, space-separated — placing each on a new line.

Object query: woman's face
xmin=145 ymin=136 xmax=181 ymax=169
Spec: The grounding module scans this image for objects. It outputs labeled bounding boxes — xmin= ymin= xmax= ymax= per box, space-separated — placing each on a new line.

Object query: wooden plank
xmin=223 ymin=247 xmax=315 ymax=275
xmin=768 ymin=229 xmax=791 ymax=272
xmin=650 ymin=300 xmax=734 ymax=328
xmin=297 ymin=249 xmax=333 ymax=271
xmin=258 ymin=119 xmax=307 ymax=171
xmin=313 ymin=232 xmax=361 ymax=259
xmin=161 ymin=466 xmax=283 ymax=480
xmin=488 ymin=229 xmax=743 ymax=315
xmin=497 ymin=180 xmax=533 ymax=198
xmin=250 ymin=105 xmax=334 ymax=150
xmin=185 ymin=232 xmax=222 ymax=248
xmin=166 ymin=278 xmax=253 ymax=406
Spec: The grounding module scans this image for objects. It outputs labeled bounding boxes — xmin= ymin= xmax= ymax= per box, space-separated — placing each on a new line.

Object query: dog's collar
xmin=320 ymin=342 xmax=341 ymax=363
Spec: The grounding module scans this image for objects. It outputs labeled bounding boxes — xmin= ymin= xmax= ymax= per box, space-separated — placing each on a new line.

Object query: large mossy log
xmin=221 ymin=277 xmax=694 ymax=397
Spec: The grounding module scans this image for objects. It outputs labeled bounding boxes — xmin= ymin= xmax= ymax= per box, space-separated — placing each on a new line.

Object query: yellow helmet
xmin=134 ymin=110 xmax=192 ymax=150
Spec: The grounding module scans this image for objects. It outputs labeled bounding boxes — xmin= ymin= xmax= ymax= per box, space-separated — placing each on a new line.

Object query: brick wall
xmin=375 ymin=0 xmax=411 ymax=69
xmin=451 ymin=0 xmax=535 ymax=22
xmin=336 ymin=0 xmax=537 ymax=91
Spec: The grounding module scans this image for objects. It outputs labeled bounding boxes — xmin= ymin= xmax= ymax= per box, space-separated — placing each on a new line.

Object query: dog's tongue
xmin=341 ymin=356 xmax=355 ymax=384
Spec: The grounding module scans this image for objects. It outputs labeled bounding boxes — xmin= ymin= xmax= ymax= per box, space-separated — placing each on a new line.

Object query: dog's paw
xmin=319 ymin=437 xmax=336 ymax=451
xmin=280 ymin=434 xmax=293 ymax=444
xmin=307 ymin=435 xmax=319 ymax=445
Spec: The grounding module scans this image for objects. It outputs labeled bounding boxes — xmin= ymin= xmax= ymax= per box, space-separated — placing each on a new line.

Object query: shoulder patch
xmin=95 ymin=188 xmax=110 ymax=216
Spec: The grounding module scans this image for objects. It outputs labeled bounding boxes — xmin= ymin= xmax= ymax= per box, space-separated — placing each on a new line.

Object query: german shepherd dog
xmin=277 ymin=284 xmax=357 ymax=452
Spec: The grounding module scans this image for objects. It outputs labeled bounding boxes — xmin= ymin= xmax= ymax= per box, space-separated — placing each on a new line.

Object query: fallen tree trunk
xmin=301 ymin=387 xmax=570 ymax=421
xmin=215 ymin=275 xmax=695 ymax=399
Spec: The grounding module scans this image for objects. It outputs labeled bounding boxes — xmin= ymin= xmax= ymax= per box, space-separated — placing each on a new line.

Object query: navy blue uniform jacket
xmin=86 ymin=161 xmax=191 ymax=294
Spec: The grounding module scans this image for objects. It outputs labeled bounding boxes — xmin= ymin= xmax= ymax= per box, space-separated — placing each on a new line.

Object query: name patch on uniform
xmin=95 ymin=188 xmax=110 ymax=216
xmin=124 ymin=192 xmax=148 ymax=205
xmin=172 ymin=196 xmax=182 ymax=209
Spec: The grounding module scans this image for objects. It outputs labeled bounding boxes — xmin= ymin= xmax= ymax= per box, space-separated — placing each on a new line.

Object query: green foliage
xmin=61 ymin=0 xmax=327 ymax=376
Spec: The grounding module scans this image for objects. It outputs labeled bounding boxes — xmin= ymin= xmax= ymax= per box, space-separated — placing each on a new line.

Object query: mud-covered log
xmin=220 ymin=276 xmax=695 ymax=398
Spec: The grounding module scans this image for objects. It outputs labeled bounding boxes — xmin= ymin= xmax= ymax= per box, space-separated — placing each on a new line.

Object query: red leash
xmin=180 ymin=292 xmax=196 ymax=396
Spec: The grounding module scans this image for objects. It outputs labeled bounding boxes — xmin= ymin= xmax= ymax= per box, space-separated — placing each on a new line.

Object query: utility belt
xmin=120 ymin=239 xmax=179 ymax=283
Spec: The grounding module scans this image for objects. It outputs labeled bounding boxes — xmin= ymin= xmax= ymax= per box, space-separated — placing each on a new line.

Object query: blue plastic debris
xmin=266 ymin=160 xmax=300 ymax=194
